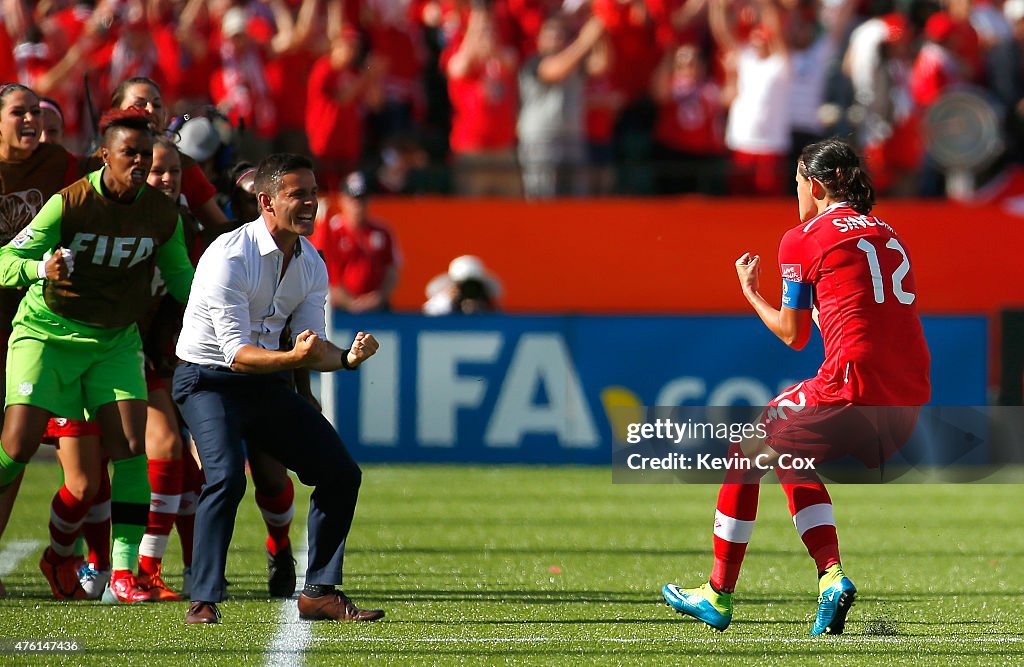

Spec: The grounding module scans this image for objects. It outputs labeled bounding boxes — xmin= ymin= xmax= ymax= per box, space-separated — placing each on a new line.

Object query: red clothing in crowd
xmin=181 ymin=161 xmax=217 ymax=209
xmin=305 ymin=55 xmax=364 ymax=163
xmin=655 ymin=80 xmax=725 ymax=155
xmin=368 ymin=23 xmax=425 ymax=112
xmin=909 ymin=42 xmax=960 ymax=107
xmin=0 ymin=24 xmax=15 ymax=82
xmin=648 ymin=0 xmax=706 ymax=49
xmin=311 ymin=215 xmax=399 ymax=297
xmin=585 ymin=74 xmax=620 ymax=146
xmin=443 ymin=33 xmax=518 ymax=153
xmin=267 ymin=49 xmax=317 ymax=134
xmin=591 ymin=0 xmax=662 ymax=102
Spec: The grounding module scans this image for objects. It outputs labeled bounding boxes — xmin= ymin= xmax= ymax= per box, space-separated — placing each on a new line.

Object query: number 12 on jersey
xmin=856 ymin=237 xmax=916 ymax=305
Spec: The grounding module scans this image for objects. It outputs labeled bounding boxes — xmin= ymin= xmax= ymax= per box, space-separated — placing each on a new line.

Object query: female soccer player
xmin=662 ymin=138 xmax=930 ymax=635
xmin=0 ymin=82 xmax=80 ymax=598
xmin=0 ymin=110 xmax=193 ymax=600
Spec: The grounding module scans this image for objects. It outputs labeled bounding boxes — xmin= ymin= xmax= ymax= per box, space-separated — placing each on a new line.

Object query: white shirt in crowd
xmin=726 ymin=48 xmax=793 ymax=155
xmin=789 ymin=36 xmax=837 ymax=135
xmin=176 ymin=218 xmax=329 ymax=368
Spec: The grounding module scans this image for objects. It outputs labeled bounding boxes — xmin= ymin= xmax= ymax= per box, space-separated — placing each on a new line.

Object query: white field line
xmin=264 ymin=530 xmax=310 ymax=666
xmin=0 ymin=540 xmax=42 ymax=577
xmin=312 ymin=636 xmax=1023 ymax=645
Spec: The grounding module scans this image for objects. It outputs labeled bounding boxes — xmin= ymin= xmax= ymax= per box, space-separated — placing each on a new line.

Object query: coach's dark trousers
xmin=172 ymin=362 xmax=362 ymax=603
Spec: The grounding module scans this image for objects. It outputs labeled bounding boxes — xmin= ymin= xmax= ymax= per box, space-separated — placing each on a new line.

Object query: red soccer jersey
xmin=778 ymin=203 xmax=931 ymax=406
xmin=311 ymin=216 xmax=399 ymax=297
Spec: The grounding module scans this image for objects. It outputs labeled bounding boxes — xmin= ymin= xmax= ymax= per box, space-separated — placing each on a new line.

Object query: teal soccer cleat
xmin=811 ymin=565 xmax=857 ymax=635
xmin=662 ymin=582 xmax=733 ymax=631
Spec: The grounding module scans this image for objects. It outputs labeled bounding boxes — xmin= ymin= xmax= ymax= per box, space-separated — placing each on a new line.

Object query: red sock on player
xmin=176 ymin=454 xmax=203 ymax=567
xmin=710 ymin=482 xmax=760 ymax=593
xmin=139 ymin=458 xmax=182 ymax=576
xmin=782 ymin=480 xmax=840 ymax=573
xmin=255 ymin=476 xmax=294 ymax=556
xmin=82 ymin=464 xmax=111 ymax=570
xmin=49 ymin=485 xmax=93 ymax=559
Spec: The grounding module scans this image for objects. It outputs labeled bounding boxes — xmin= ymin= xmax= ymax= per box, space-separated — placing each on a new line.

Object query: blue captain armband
xmin=781 ymin=279 xmax=813 ymax=310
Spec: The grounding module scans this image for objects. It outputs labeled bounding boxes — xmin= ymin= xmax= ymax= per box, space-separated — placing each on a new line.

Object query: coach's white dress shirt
xmin=176 ymin=218 xmax=328 ymax=368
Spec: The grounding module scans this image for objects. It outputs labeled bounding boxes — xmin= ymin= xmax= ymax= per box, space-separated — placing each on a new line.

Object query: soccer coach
xmin=173 ymin=153 xmax=383 ymax=625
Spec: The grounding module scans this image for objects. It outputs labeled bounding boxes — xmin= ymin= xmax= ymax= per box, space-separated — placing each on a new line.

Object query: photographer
xmin=423 ymin=255 xmax=501 ymax=315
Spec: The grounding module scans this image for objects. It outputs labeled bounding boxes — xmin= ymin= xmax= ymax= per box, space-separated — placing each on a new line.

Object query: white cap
xmin=424 ymin=255 xmax=502 ymax=299
xmin=1006 ymin=0 xmax=1024 ymax=23
xmin=175 ymin=117 xmax=220 ymax=162
xmin=222 ymin=7 xmax=249 ymax=38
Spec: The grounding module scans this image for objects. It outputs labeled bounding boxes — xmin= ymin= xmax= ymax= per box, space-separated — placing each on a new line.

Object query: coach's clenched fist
xmin=343 ymin=331 xmax=379 ymax=370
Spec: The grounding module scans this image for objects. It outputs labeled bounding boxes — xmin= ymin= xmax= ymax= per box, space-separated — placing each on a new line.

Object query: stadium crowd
xmin=1 ymin=0 xmax=1023 ymax=199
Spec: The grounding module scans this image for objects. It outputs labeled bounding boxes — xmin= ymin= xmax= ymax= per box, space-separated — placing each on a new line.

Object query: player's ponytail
xmin=798 ymin=138 xmax=875 ymax=215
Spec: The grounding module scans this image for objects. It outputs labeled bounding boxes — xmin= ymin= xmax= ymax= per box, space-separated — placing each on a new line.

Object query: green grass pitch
xmin=1 ymin=462 xmax=1022 ymax=665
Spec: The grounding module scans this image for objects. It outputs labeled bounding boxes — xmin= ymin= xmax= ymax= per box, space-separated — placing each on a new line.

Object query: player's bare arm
xmin=735 ymin=252 xmax=812 ymax=350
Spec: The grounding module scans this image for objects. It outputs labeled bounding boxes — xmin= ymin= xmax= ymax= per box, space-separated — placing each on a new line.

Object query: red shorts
xmin=41 ymin=417 xmax=102 ymax=445
xmin=760 ymin=379 xmax=920 ymax=470
xmin=145 ymin=365 xmax=166 ymax=393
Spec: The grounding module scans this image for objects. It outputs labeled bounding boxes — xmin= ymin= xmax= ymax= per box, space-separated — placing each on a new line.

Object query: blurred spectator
xmin=226 ymin=161 xmax=259 ymax=227
xmin=970 ymin=0 xmax=1017 ymax=109
xmin=911 ymin=12 xmax=967 ymax=109
xmin=311 ymin=172 xmax=400 ymax=313
xmin=305 ymin=27 xmax=383 ymax=193
xmin=266 ymin=0 xmax=323 ymax=155
xmin=423 ymin=254 xmax=501 ymax=315
xmin=845 ymin=13 xmax=922 ymax=195
xmin=175 ymin=115 xmax=224 ymax=184
xmin=591 ymin=0 xmax=661 ymax=194
xmin=651 ymin=43 xmax=728 ymax=194
xmin=209 ymin=3 xmax=297 ymax=160
xmin=363 ymin=0 xmax=428 ymax=152
xmin=583 ymin=35 xmax=622 ymax=195
xmin=786 ymin=0 xmax=855 ymax=170
xmin=911 ymin=10 xmax=970 ymax=196
xmin=1007 ymin=0 xmax=1024 ymax=160
xmin=38 ymin=96 xmax=64 ymax=145
xmin=444 ymin=4 xmax=521 ymax=196
xmin=0 ymin=0 xmax=26 ymax=82
xmin=517 ymin=14 xmax=606 ymax=199
xmin=712 ymin=0 xmax=792 ymax=196
xmin=87 ymin=0 xmax=170 ymax=102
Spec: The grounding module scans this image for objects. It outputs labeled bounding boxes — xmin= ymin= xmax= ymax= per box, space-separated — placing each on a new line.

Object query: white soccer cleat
xmin=77 ymin=563 xmax=111 ymax=601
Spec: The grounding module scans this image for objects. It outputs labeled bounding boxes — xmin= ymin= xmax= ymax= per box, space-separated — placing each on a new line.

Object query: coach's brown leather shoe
xmin=297 ymin=591 xmax=384 ymax=621
xmin=185 ymin=601 xmax=221 ymax=624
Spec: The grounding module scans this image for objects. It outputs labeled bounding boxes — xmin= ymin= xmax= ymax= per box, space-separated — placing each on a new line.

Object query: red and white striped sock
xmin=176 ymin=454 xmax=203 ymax=568
xmin=710 ymin=482 xmax=760 ymax=593
xmin=255 ymin=476 xmax=294 ymax=556
xmin=82 ymin=464 xmax=111 ymax=570
xmin=138 ymin=458 xmax=182 ymax=576
xmin=707 ymin=442 xmax=762 ymax=593
xmin=49 ymin=485 xmax=92 ymax=559
xmin=782 ymin=480 xmax=840 ymax=573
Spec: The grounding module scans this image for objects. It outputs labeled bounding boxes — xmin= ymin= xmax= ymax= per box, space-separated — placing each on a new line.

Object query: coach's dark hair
xmin=0 ymin=83 xmax=37 ymax=112
xmin=110 ymin=77 xmax=162 ymax=109
xmin=798 ymin=138 xmax=875 ymax=215
xmin=99 ymin=109 xmax=155 ymax=143
xmin=255 ymin=153 xmax=315 ymax=197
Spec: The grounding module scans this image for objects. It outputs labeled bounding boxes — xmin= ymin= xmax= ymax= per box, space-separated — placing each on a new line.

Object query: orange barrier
xmin=325 ymin=196 xmax=1023 ymax=314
